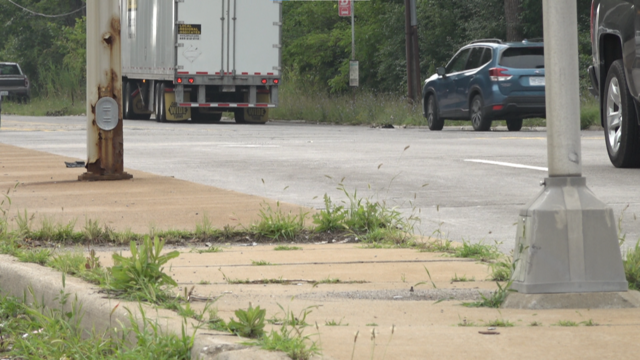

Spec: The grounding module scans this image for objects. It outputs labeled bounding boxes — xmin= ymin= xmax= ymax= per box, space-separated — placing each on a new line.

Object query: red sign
xmin=339 ymin=0 xmax=351 ymax=17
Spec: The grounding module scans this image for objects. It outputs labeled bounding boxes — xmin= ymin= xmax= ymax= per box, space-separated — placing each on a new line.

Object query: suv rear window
xmin=0 ymin=64 xmax=21 ymax=75
xmin=499 ymin=47 xmax=544 ymax=69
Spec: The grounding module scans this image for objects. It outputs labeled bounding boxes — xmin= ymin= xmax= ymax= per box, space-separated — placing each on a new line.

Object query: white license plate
xmin=529 ymin=77 xmax=545 ymax=86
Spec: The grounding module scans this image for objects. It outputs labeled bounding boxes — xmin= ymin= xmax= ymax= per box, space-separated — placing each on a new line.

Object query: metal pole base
xmin=511 ymin=177 xmax=628 ymax=294
xmin=78 ymin=172 xmax=133 ymax=181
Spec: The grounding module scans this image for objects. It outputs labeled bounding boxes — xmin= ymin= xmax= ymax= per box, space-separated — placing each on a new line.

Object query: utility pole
xmin=404 ymin=0 xmax=420 ymax=103
xmin=80 ymin=0 xmax=132 ymax=181
xmin=404 ymin=0 xmax=415 ymax=102
xmin=509 ymin=0 xmax=627 ymax=296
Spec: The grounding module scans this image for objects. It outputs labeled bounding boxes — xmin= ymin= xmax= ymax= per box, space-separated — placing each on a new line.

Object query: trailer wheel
xmin=123 ymin=80 xmax=135 ymax=120
xmin=156 ymin=83 xmax=167 ymax=123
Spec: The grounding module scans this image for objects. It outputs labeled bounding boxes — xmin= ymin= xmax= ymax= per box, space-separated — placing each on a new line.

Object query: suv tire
xmin=426 ymin=95 xmax=444 ymax=130
xmin=603 ymin=60 xmax=640 ymax=168
xmin=470 ymin=95 xmax=491 ymax=131
xmin=506 ymin=118 xmax=523 ymax=131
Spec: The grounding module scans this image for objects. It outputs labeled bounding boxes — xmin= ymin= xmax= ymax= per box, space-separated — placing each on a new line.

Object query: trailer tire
xmin=156 ymin=83 xmax=167 ymax=123
xmin=123 ymin=80 xmax=135 ymax=120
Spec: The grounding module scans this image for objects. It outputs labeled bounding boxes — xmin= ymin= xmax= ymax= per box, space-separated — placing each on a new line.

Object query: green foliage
xmin=484 ymin=318 xmax=515 ymax=327
xmin=251 ymin=202 xmax=307 ymax=240
xmin=274 ymin=245 xmax=302 ymax=251
xmin=463 ymin=281 xmax=513 ymax=308
xmin=489 ymin=256 xmax=514 ymax=281
xmin=452 ymin=240 xmax=501 ymax=261
xmin=108 ymin=236 xmax=180 ymax=303
xmin=313 ymin=194 xmax=347 ymax=232
xmin=227 ymin=304 xmax=267 ymax=338
xmin=623 ymin=241 xmax=640 ymax=291
xmin=16 ymin=248 xmax=52 ymax=265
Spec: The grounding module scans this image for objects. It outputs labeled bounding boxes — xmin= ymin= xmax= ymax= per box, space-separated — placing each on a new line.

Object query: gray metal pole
xmin=543 ymin=0 xmax=582 ymax=177
xmin=507 ymin=0 xmax=627 ymax=296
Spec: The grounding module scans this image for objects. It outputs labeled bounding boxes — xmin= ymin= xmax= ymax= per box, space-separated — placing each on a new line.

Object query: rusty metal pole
xmin=79 ymin=0 xmax=132 ymax=181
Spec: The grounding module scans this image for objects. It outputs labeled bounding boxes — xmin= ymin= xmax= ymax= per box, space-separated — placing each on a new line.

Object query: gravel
xmin=296 ymin=288 xmax=494 ymax=302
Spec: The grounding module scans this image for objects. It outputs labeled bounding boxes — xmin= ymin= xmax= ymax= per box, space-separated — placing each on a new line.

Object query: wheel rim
xmin=471 ymin=98 xmax=482 ymax=127
xmin=606 ymin=77 xmax=623 ymax=154
xmin=427 ymin=98 xmax=435 ymax=127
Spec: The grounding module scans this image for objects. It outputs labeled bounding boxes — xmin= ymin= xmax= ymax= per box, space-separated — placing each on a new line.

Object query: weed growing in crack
xmin=107 ymin=235 xmax=179 ymax=304
xmin=463 ymin=281 xmax=514 ymax=308
xmin=623 ymin=241 xmax=640 ymax=290
xmin=251 ymin=260 xmax=273 ymax=266
xmin=252 ymin=201 xmax=308 ymax=240
xmin=451 ymin=273 xmax=475 ymax=282
xmin=324 ymin=318 xmax=348 ymax=326
xmin=227 ymin=303 xmax=267 ymax=338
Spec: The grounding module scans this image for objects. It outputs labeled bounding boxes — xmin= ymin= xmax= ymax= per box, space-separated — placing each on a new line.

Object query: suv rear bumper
xmin=487 ymin=95 xmax=546 ymax=119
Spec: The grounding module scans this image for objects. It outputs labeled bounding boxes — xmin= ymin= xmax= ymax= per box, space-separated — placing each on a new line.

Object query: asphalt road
xmin=1 ymin=115 xmax=638 ymax=252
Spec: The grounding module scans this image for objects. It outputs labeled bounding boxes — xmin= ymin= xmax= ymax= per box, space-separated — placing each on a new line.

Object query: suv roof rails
xmin=469 ymin=39 xmax=504 ymax=44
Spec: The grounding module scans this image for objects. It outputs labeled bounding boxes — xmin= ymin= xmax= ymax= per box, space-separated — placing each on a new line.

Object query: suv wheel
xmin=426 ymin=95 xmax=444 ymax=130
xmin=470 ymin=95 xmax=491 ymax=131
xmin=604 ymin=60 xmax=640 ymax=168
xmin=506 ymin=118 xmax=523 ymax=131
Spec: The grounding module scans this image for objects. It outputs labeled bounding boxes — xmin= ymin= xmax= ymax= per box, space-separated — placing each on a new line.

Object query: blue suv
xmin=422 ymin=39 xmax=546 ymax=131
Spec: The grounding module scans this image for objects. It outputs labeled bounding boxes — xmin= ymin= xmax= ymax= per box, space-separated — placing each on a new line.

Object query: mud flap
xmin=164 ymin=91 xmax=191 ymax=121
xmin=241 ymin=93 xmax=269 ymax=123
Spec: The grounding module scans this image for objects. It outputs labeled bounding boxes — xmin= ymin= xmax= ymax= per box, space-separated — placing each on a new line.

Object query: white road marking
xmin=464 ymin=159 xmax=548 ymax=172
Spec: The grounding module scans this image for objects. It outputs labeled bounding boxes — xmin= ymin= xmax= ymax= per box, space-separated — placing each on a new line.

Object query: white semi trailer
xmin=121 ymin=0 xmax=281 ymax=123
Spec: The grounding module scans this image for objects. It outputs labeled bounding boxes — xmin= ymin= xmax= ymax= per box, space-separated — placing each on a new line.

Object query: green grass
xmin=463 ymin=281 xmax=513 ymax=308
xmin=324 ymin=318 xmax=348 ymax=326
xmin=274 ymin=245 xmax=302 ymax=251
xmin=1 ymin=95 xmax=85 ymax=116
xmin=251 ymin=260 xmax=274 ymax=266
xmin=450 ymin=273 xmax=475 ymax=282
xmin=484 ymin=318 xmax=515 ymax=327
xmin=554 ymin=320 xmax=579 ymax=327
xmin=0 ymin=289 xmax=194 ymax=360
xmin=623 ymin=241 xmax=640 ymax=290
xmin=270 ymin=74 xmax=602 ymax=130
xmin=251 ymin=202 xmax=308 ymax=240
xmin=452 ymin=239 xmax=502 ymax=261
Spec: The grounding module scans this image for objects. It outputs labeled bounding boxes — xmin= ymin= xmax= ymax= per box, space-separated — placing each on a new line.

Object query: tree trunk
xmin=504 ymin=0 xmax=523 ymax=42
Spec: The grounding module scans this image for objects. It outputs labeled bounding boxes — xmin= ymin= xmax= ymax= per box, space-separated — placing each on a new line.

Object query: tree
xmin=504 ymin=0 xmax=523 ymax=41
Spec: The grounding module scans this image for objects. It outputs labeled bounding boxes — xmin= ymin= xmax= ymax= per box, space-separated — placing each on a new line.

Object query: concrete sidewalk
xmin=1 ymin=143 xmax=640 ymax=359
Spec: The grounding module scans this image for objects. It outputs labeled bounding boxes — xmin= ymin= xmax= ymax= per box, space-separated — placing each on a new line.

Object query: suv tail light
xmin=489 ymin=68 xmax=512 ymax=81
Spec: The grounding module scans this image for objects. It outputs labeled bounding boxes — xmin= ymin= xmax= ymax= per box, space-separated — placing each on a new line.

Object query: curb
xmin=0 ymin=254 xmax=310 ymax=360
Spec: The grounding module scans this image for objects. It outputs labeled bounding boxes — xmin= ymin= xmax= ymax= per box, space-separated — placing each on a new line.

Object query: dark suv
xmin=422 ymin=39 xmax=546 ymax=131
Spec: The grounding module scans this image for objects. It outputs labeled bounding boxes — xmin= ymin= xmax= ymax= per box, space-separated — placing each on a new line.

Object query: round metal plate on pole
xmin=506 ymin=0 xmax=628 ymax=301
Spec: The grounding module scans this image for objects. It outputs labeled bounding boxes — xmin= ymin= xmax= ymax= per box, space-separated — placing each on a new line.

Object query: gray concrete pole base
xmin=502 ymin=290 xmax=640 ymax=309
xmin=511 ymin=177 xmax=628 ymax=294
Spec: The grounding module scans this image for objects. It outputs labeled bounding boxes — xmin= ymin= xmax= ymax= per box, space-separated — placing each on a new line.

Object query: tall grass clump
xmin=251 ymin=202 xmax=307 ymax=240
xmin=107 ymin=235 xmax=179 ymax=304
xmin=623 ymin=241 xmax=640 ymax=290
